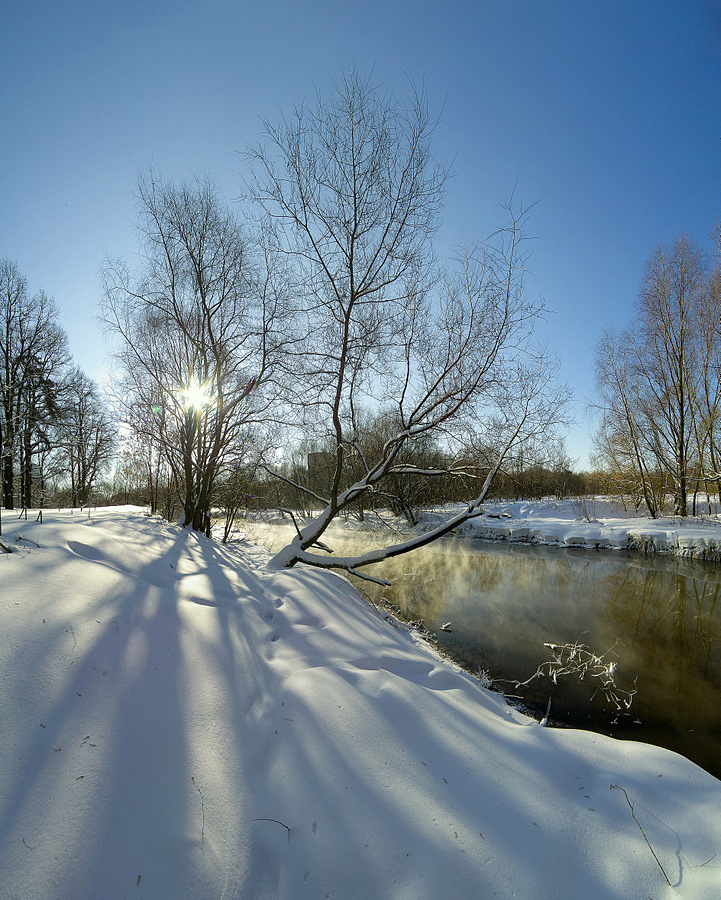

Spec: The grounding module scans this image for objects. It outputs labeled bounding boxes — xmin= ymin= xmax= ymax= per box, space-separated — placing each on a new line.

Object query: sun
xmin=180 ymin=377 xmax=213 ymax=410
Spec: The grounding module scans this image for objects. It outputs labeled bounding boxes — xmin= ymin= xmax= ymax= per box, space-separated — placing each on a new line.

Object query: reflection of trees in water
xmin=598 ymin=563 xmax=721 ymax=778
xmin=604 ymin=564 xmax=721 ymax=694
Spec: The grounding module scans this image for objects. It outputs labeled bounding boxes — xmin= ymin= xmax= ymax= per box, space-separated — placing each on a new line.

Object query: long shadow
xmin=75 ymin=532 xmax=194 ymax=896
xmin=0 ymin=515 xmax=254 ymax=896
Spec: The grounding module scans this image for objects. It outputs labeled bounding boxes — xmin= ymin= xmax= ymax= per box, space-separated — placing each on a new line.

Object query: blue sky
xmin=2 ymin=0 xmax=720 ymax=468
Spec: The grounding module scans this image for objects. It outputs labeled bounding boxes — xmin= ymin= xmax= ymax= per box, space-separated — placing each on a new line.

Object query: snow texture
xmin=0 ymin=506 xmax=720 ymax=898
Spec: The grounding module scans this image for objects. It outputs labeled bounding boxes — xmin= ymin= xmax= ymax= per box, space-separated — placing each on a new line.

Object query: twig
xmin=682 ymin=853 xmax=717 ymax=868
xmin=191 ymin=777 xmax=205 ymax=848
xmin=610 ymin=785 xmax=671 ymax=886
xmin=253 ymin=818 xmax=291 ymax=840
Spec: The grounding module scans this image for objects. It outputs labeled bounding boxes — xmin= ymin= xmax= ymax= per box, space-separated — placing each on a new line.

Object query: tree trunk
xmin=3 ymin=449 xmax=13 ymax=509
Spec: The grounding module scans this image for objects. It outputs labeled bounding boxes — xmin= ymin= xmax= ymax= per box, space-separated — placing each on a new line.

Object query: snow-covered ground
xmin=1 ymin=506 xmax=720 ymax=899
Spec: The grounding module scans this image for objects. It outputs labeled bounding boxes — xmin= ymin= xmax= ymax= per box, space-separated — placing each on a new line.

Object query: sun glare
xmin=181 ymin=377 xmax=213 ymax=410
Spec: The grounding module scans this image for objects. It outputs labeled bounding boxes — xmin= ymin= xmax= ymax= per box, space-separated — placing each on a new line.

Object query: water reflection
xmin=247 ymin=521 xmax=721 ymax=779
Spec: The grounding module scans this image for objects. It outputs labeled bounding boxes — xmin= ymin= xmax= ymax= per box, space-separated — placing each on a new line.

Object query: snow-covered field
xmin=1 ymin=506 xmax=720 ymax=899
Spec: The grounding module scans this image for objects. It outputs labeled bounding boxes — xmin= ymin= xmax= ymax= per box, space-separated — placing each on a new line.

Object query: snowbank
xmin=0 ymin=508 xmax=719 ymax=898
xmin=453 ymin=497 xmax=721 ymax=562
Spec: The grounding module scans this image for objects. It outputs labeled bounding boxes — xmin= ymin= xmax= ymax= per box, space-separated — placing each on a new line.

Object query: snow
xmin=1 ymin=506 xmax=720 ymax=899
xmin=449 ymin=496 xmax=721 ymax=562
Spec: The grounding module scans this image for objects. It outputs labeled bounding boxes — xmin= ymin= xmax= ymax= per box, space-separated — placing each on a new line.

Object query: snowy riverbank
xmin=1 ymin=507 xmax=720 ymax=898
xmin=442 ymin=496 xmax=721 ymax=563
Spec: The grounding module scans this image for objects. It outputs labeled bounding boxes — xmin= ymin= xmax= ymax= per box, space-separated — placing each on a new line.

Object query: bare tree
xmin=693 ymin=234 xmax=721 ymax=505
xmin=0 ymin=260 xmax=71 ymax=508
xmin=115 ymin=433 xmax=178 ymax=517
xmin=57 ymin=367 xmax=116 ymax=506
xmin=593 ymin=235 xmax=719 ymax=516
xmin=18 ymin=357 xmax=64 ymax=508
xmin=101 ymin=170 xmax=286 ymax=535
xmin=247 ymin=69 xmax=570 ymax=580
xmin=635 ymin=237 xmax=703 ymax=516
xmin=593 ymin=327 xmax=662 ymax=517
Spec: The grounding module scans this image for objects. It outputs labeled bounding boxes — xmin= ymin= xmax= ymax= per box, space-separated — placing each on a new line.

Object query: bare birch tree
xmin=247 ymin=69 xmax=570 ymax=579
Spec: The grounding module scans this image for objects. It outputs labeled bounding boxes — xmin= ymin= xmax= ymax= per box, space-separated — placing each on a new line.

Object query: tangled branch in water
xmin=516 ymin=639 xmax=638 ymax=712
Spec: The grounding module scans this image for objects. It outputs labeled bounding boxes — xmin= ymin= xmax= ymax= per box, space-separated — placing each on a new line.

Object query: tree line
xmin=0 ymin=260 xmax=115 ymax=510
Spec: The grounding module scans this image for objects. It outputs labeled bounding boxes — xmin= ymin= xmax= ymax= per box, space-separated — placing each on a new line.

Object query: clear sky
xmin=2 ymin=0 xmax=720 ymax=468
